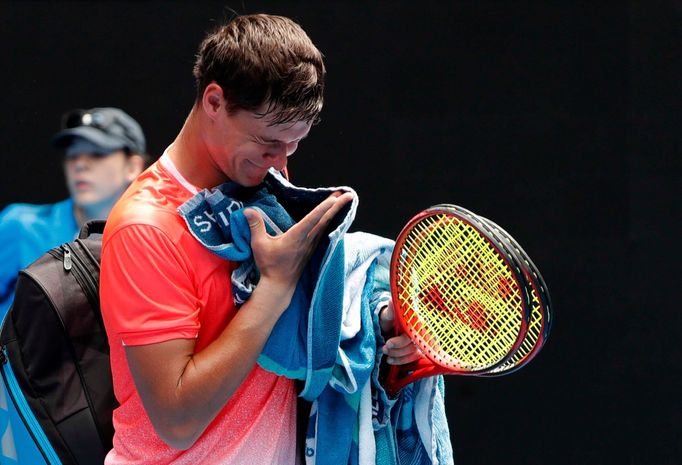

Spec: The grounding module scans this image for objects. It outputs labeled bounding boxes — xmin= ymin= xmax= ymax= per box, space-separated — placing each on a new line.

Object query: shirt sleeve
xmin=0 ymin=206 xmax=22 ymax=314
xmin=100 ymin=223 xmax=201 ymax=346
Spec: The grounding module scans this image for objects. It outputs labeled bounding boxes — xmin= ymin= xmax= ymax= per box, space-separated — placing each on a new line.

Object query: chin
xmin=72 ymin=193 xmax=97 ymax=205
xmin=237 ymin=173 xmax=267 ymax=187
xmin=74 ymin=193 xmax=110 ymax=208
xmin=239 ymin=180 xmax=263 ymax=188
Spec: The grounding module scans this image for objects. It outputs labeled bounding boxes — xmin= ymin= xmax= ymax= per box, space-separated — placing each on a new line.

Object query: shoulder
xmin=0 ymin=199 xmax=77 ymax=269
xmin=1 ymin=201 xmax=52 ymax=224
xmin=104 ymin=161 xmax=194 ymax=245
xmin=0 ymin=199 xmax=74 ymax=234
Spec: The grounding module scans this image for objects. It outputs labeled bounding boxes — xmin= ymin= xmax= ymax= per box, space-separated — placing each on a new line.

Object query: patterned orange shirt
xmin=100 ymin=156 xmax=298 ymax=464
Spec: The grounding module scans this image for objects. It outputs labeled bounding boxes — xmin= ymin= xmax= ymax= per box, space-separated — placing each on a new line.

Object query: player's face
xmin=63 ymin=151 xmax=139 ymax=209
xmin=208 ymin=107 xmax=312 ymax=187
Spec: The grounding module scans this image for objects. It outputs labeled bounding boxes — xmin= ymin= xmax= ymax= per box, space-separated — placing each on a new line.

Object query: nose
xmin=284 ymin=141 xmax=299 ymax=157
xmin=264 ymin=141 xmax=299 ymax=171
xmin=65 ymin=153 xmax=93 ymax=171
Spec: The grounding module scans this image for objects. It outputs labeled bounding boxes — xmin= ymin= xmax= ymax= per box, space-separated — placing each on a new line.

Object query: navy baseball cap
xmin=52 ymin=107 xmax=146 ymax=155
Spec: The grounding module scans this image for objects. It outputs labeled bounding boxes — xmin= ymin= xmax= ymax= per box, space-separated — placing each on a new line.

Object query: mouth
xmin=246 ymin=159 xmax=266 ymax=170
xmin=73 ymin=180 xmax=92 ymax=190
xmin=240 ymin=160 xmax=270 ymax=185
xmin=245 ymin=160 xmax=271 ymax=177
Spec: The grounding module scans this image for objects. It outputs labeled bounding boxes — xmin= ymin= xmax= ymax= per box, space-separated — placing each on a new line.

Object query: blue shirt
xmin=0 ymin=198 xmax=79 ymax=319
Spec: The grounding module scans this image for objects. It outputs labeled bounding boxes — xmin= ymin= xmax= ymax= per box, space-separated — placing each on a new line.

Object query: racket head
xmin=469 ymin=213 xmax=553 ymax=375
xmin=387 ymin=204 xmax=532 ymax=391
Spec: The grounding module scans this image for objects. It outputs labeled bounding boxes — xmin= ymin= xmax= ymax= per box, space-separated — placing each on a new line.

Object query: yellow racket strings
xmin=396 ymin=214 xmax=525 ymax=371
xmin=477 ymin=217 xmax=549 ymax=374
xmin=487 ymin=281 xmax=542 ymax=373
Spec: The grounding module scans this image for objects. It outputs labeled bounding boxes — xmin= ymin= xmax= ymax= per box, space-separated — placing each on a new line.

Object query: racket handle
xmin=384 ymin=356 xmax=443 ymax=398
xmin=382 ymin=315 xmax=443 ymax=397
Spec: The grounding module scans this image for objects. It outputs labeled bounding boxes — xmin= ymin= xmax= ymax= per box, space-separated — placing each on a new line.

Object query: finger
xmin=386 ymin=350 xmax=424 ymax=366
xmin=383 ymin=342 xmax=418 ymax=358
xmin=292 ymin=192 xmax=351 ymax=238
xmin=379 ymin=300 xmax=395 ymax=335
xmin=304 ymin=192 xmax=354 ymax=240
xmin=383 ymin=334 xmax=414 ymax=350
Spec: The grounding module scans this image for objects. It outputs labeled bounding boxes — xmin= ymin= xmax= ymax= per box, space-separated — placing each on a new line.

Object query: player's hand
xmin=244 ymin=191 xmax=353 ymax=304
xmin=379 ymin=299 xmax=423 ymax=365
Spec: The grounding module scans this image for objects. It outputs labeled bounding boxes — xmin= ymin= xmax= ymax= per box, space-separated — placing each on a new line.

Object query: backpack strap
xmin=78 ymin=220 xmax=106 ymax=239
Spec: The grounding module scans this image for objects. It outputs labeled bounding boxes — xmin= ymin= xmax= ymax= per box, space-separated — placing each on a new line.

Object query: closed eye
xmin=254 ymin=134 xmax=308 ymax=146
xmin=253 ymin=138 xmax=282 ymax=150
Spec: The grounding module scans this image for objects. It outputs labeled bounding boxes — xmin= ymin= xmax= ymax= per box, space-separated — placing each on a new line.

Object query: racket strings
xmin=487 ymin=281 xmax=542 ymax=372
xmin=428 ymin=229 xmax=521 ymax=364
xmin=396 ymin=214 xmax=525 ymax=370
xmin=475 ymin=215 xmax=551 ymax=312
xmin=476 ymin=218 xmax=552 ymax=374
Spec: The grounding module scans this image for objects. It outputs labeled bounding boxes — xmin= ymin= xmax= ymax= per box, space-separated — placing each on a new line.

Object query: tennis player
xmin=99 ymin=14 xmax=418 ymax=464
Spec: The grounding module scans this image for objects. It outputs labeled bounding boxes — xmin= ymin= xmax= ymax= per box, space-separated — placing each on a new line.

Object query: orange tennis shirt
xmin=100 ymin=156 xmax=298 ymax=465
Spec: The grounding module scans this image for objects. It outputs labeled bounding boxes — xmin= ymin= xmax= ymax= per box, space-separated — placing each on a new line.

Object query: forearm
xmin=128 ymin=279 xmax=293 ymax=449
xmin=177 ymin=281 xmax=290 ymax=409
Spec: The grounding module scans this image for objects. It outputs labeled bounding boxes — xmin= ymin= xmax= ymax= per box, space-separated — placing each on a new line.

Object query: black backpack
xmin=0 ymin=220 xmax=116 ymax=465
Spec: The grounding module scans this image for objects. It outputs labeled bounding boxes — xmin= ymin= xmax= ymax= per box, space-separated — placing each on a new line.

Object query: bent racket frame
xmin=384 ymin=204 xmax=533 ymax=396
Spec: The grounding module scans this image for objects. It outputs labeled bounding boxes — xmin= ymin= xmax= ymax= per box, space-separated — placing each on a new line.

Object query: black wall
xmin=1 ymin=2 xmax=680 ymax=464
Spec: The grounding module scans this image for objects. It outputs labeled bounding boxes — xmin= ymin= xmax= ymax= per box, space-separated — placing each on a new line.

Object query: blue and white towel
xmin=177 ymin=170 xmax=453 ymax=465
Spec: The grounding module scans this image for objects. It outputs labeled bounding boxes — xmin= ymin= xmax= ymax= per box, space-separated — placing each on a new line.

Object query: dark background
xmin=1 ymin=1 xmax=680 ymax=464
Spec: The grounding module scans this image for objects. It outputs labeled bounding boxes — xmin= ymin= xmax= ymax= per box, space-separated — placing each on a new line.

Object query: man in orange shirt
xmin=100 ymin=14 xmax=418 ymax=464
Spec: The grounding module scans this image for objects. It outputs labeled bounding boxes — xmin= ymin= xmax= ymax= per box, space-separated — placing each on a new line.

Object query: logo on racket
xmin=420 ymin=285 xmax=492 ymax=333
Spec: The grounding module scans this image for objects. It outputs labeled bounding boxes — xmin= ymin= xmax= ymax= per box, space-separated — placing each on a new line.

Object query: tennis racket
xmin=469 ymin=211 xmax=553 ymax=376
xmin=383 ymin=204 xmax=533 ymax=396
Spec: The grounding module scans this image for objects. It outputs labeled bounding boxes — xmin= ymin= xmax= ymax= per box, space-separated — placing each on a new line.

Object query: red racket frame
xmin=383 ymin=205 xmax=532 ymax=396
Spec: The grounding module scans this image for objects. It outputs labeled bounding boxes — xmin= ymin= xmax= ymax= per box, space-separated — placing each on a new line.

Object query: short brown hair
xmin=193 ymin=14 xmax=326 ymax=125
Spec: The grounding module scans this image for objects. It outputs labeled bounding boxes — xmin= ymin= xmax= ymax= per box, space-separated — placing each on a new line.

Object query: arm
xmin=0 ymin=206 xmax=23 ymax=314
xmin=124 ymin=192 xmax=353 ymax=450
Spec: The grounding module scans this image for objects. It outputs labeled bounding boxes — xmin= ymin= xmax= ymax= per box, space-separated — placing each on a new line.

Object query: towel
xmin=177 ymin=170 xmax=454 ymax=465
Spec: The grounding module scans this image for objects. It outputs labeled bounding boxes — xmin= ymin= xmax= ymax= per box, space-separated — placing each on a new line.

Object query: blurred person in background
xmin=0 ymin=107 xmax=148 ymax=319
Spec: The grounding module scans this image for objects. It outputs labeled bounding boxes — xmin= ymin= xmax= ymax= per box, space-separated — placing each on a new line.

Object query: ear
xmin=125 ymin=154 xmax=146 ymax=182
xmin=201 ymin=83 xmax=226 ymax=121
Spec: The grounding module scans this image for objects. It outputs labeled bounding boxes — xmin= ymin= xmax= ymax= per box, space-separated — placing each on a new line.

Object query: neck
xmin=167 ymin=106 xmax=229 ymax=189
xmin=73 ymin=199 xmax=117 ymax=227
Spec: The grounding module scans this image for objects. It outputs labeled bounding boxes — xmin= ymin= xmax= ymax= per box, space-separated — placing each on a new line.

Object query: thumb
xmin=379 ymin=299 xmax=396 ymax=336
xmin=243 ymin=208 xmax=265 ymax=237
